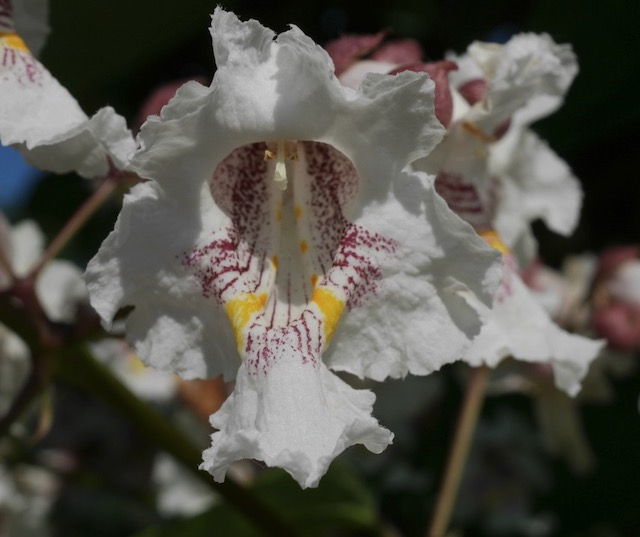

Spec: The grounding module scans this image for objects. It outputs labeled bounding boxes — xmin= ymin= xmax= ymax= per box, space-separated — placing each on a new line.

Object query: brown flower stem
xmin=0 ymin=247 xmax=14 ymax=281
xmin=427 ymin=365 xmax=490 ymax=537
xmin=0 ymin=352 xmax=50 ymax=439
xmin=28 ymin=172 xmax=123 ymax=278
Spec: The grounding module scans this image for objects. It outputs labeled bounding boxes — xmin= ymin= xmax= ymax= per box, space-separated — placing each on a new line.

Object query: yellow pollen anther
xmin=225 ymin=293 xmax=268 ymax=350
xmin=272 ymin=255 xmax=279 ymax=268
xmin=480 ymin=230 xmax=511 ymax=255
xmin=0 ymin=32 xmax=30 ymax=53
xmin=310 ymin=274 xmax=319 ymax=287
xmin=312 ymin=288 xmax=345 ymax=344
xmin=294 ymin=206 xmax=302 ymax=220
xmin=299 ymin=240 xmax=308 ymax=253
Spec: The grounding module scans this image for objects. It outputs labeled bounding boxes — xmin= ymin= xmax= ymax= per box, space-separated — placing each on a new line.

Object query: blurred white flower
xmin=0 ymin=213 xmax=86 ymax=413
xmin=0 ymin=461 xmax=58 ymax=537
xmin=413 ymin=34 xmax=603 ymax=395
xmin=152 ymin=453 xmax=215 ymax=517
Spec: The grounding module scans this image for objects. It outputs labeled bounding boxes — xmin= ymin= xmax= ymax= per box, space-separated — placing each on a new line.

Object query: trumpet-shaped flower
xmin=428 ymin=33 xmax=582 ymax=261
xmin=85 ymin=9 xmax=501 ymax=487
xmin=0 ymin=0 xmax=134 ymax=177
xmin=422 ymin=36 xmax=604 ymax=396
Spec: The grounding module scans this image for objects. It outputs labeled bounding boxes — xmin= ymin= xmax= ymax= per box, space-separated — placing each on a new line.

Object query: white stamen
xmin=273 ymin=140 xmax=288 ymax=191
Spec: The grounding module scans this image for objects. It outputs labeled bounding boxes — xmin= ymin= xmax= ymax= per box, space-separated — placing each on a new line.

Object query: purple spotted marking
xmin=180 ymin=141 xmax=396 ymax=374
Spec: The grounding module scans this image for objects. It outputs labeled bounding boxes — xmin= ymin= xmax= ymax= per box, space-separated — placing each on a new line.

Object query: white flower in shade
xmin=152 ymin=454 xmax=216 ymax=517
xmin=489 ymin=128 xmax=582 ymax=263
xmin=328 ymin=32 xmax=583 ymax=265
xmin=463 ymin=253 xmax=604 ymax=396
xmin=432 ymin=174 xmax=602 ymax=396
xmin=0 ymin=0 xmax=134 ymax=177
xmin=85 ymin=9 xmax=501 ymax=488
xmin=410 ymin=33 xmax=602 ymax=396
xmin=435 ymin=33 xmax=581 ymax=262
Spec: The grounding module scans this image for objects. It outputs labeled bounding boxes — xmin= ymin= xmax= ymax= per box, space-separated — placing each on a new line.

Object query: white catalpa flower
xmin=439 ymin=33 xmax=581 ymax=261
xmin=327 ymin=32 xmax=583 ymax=264
xmin=409 ymin=34 xmax=602 ymax=395
xmin=0 ymin=0 xmax=134 ymax=177
xmin=85 ymin=9 xmax=501 ymax=488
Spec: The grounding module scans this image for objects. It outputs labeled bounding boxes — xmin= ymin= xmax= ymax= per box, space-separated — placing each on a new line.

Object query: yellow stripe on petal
xmin=480 ymin=230 xmax=510 ymax=255
xmin=225 ymin=293 xmax=268 ymax=350
xmin=312 ymin=288 xmax=345 ymax=344
xmin=0 ymin=32 xmax=30 ymax=53
xmin=462 ymin=121 xmax=496 ymax=144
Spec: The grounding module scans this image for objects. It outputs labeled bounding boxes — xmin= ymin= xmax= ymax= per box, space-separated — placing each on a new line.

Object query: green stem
xmin=426 ymin=365 xmax=490 ymax=537
xmin=54 ymin=345 xmax=303 ymax=537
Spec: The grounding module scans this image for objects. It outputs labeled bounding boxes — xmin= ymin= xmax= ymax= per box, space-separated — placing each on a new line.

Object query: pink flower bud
xmin=324 ymin=33 xmax=385 ymax=76
xmin=593 ymin=301 xmax=640 ymax=351
xmin=371 ymin=38 xmax=423 ymax=64
xmin=389 ymin=61 xmax=458 ymax=128
xmin=596 ymin=245 xmax=640 ymax=282
xmin=458 ymin=78 xmax=487 ymax=105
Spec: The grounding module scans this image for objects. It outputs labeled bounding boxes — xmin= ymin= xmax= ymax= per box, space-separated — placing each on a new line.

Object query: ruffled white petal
xmin=133 ymin=9 xmax=443 ymax=195
xmin=326 ymin=172 xmax=502 ymax=380
xmin=202 ymin=349 xmax=392 ymax=488
xmin=0 ymin=38 xmax=134 ymax=177
xmin=84 ymin=181 xmax=239 ymax=380
xmin=465 ymin=259 xmax=604 ymax=396
xmin=465 ymin=33 xmax=578 ymax=131
xmin=491 ymin=128 xmax=582 ymax=249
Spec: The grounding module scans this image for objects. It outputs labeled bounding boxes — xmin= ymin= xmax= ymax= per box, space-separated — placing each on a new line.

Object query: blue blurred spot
xmin=485 ymin=23 xmax=518 ymax=44
xmin=0 ymin=145 xmax=44 ymax=210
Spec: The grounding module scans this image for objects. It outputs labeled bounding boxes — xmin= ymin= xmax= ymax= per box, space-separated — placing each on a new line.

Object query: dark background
xmin=10 ymin=1 xmax=640 ymax=535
